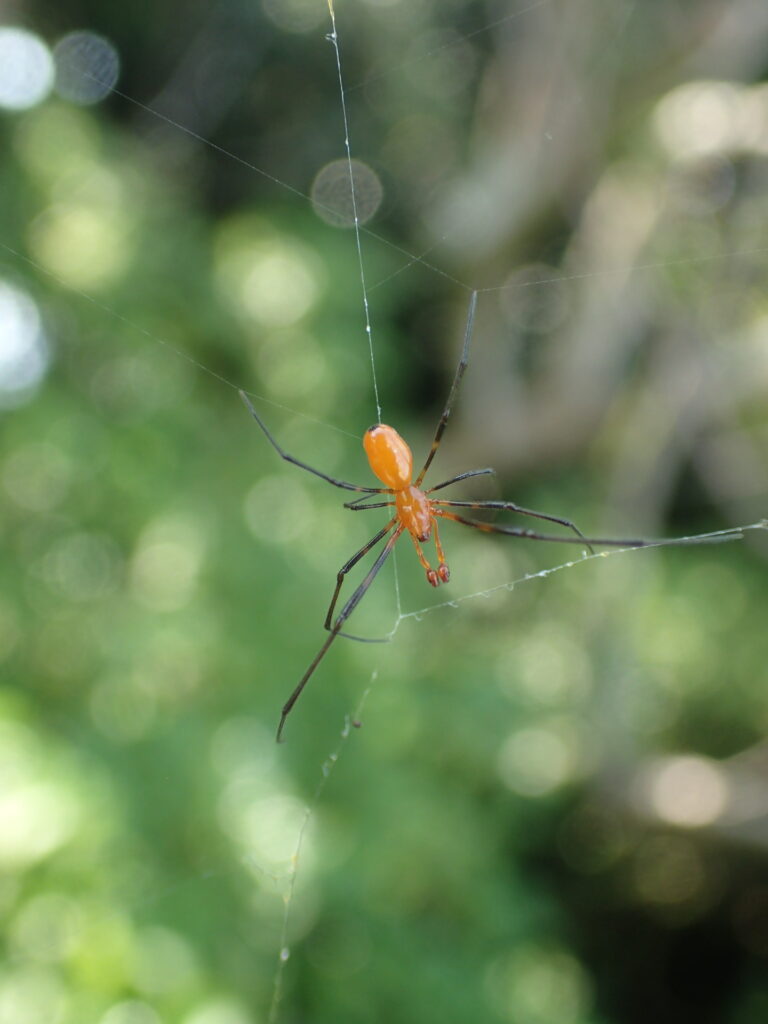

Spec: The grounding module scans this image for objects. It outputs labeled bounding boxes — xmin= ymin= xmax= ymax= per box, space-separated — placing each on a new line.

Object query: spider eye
xmin=366 ymin=424 xmax=382 ymax=435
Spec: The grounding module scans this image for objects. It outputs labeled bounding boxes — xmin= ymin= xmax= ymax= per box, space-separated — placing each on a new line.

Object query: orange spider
xmin=241 ymin=292 xmax=675 ymax=740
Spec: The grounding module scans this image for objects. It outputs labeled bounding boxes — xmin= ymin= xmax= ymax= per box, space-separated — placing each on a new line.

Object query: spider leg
xmin=345 ymin=493 xmax=381 ymax=508
xmin=432 ymin=518 xmax=450 ymax=583
xmin=344 ymin=500 xmax=396 ymax=511
xmin=277 ymin=526 xmax=403 ymax=742
xmin=434 ymin=512 xmax=716 ymax=552
xmin=325 ymin=518 xmax=398 ymax=641
xmin=239 ymin=390 xmax=388 ymax=494
xmin=426 ymin=468 xmax=496 ymax=493
xmin=433 ymin=499 xmax=595 ymax=554
xmin=415 ymin=290 xmax=478 ymax=486
xmin=409 ymin=534 xmax=439 ymax=586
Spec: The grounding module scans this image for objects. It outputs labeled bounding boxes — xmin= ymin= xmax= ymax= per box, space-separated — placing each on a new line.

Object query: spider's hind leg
xmin=324 ymin=518 xmax=397 ymax=639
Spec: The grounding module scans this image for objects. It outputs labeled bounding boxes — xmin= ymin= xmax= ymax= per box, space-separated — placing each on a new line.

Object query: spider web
xmin=2 ymin=2 xmax=768 ymax=1022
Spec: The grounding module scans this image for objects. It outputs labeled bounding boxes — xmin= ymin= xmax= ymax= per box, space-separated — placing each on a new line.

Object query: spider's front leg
xmin=408 ymin=516 xmax=450 ymax=587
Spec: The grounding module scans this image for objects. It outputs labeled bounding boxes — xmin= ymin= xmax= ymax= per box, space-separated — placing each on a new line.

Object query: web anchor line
xmin=395 ymin=521 xmax=766 ymax=622
xmin=326 ymin=0 xmax=382 ymax=423
xmin=266 ymin=682 xmax=374 ymax=1024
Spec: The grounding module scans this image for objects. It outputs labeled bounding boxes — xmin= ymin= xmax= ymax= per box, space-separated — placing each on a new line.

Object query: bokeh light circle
xmin=0 ymin=28 xmax=54 ymax=111
xmin=311 ymin=159 xmax=383 ymax=228
xmin=53 ymin=31 xmax=119 ymax=105
xmin=0 ymin=280 xmax=50 ymax=405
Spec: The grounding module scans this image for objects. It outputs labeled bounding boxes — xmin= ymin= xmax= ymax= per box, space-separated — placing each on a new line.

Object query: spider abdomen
xmin=363 ymin=424 xmax=413 ymax=489
xmin=395 ymin=485 xmax=432 ymax=542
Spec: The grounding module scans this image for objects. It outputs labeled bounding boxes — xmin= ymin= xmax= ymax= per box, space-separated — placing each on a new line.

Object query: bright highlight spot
xmin=0 ymin=967 xmax=65 ymax=1024
xmin=654 ymin=81 xmax=741 ymax=158
xmin=654 ymin=80 xmax=768 ymax=159
xmin=216 ymin=222 xmax=322 ymax=327
xmin=311 ymin=159 xmax=383 ymax=228
xmin=29 ymin=196 xmax=133 ymax=290
xmin=497 ymin=722 xmax=585 ymax=797
xmin=218 ymin=787 xmax=312 ymax=870
xmin=14 ymin=104 xmax=100 ymax=183
xmin=0 ymin=28 xmax=54 ymax=110
xmin=130 ymin=516 xmax=205 ymax=612
xmin=0 ymin=781 xmax=79 ymax=869
xmin=504 ymin=627 xmax=591 ymax=705
xmin=210 ymin=716 xmax=277 ymax=780
xmin=646 ymin=755 xmax=728 ymax=827
xmin=485 ymin=943 xmax=593 ymax=1024
xmin=54 ymin=31 xmax=120 ymax=105
xmin=0 ymin=280 xmax=50 ymax=406
xmin=257 ymin=330 xmax=330 ymax=400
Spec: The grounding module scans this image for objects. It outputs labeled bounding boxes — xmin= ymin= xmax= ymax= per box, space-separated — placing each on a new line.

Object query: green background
xmin=1 ymin=2 xmax=768 ymax=1023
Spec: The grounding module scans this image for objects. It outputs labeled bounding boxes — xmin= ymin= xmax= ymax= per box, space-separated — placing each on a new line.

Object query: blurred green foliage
xmin=1 ymin=2 xmax=768 ymax=1023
